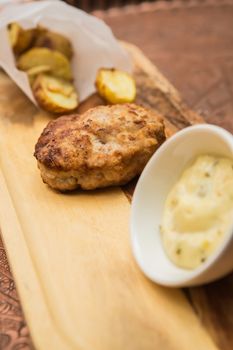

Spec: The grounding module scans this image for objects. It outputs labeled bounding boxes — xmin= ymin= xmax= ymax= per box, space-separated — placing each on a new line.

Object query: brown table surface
xmin=1 ymin=1 xmax=233 ymax=349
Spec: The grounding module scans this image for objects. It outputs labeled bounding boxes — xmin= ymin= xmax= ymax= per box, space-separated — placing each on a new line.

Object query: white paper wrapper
xmin=0 ymin=0 xmax=132 ymax=104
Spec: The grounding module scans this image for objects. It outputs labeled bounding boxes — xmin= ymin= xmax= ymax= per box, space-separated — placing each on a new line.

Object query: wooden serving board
xmin=0 ymin=43 xmax=217 ymax=350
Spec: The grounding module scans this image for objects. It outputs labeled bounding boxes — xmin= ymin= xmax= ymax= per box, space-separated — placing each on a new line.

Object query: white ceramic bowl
xmin=130 ymin=124 xmax=233 ymax=287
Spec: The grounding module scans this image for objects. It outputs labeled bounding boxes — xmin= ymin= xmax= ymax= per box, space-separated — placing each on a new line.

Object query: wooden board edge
xmin=0 ymin=165 xmax=76 ymax=349
xmin=122 ymin=41 xmax=204 ymax=128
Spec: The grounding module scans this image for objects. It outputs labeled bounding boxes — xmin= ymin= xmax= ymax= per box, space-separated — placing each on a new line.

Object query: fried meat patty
xmin=34 ymin=103 xmax=166 ymax=191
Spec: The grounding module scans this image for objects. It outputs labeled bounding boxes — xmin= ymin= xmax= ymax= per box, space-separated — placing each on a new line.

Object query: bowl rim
xmin=130 ymin=124 xmax=233 ymax=287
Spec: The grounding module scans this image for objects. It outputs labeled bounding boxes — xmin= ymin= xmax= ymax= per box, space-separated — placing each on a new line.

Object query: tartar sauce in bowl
xmin=161 ymin=155 xmax=233 ymax=269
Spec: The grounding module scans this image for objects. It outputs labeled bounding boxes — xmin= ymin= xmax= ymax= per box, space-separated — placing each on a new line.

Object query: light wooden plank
xmin=0 ymin=44 xmax=217 ymax=350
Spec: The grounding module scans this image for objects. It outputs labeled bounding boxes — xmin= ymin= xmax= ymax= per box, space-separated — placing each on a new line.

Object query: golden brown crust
xmin=32 ymin=74 xmax=78 ymax=114
xmin=95 ymin=68 xmax=136 ymax=104
xmin=34 ymin=103 xmax=166 ymax=190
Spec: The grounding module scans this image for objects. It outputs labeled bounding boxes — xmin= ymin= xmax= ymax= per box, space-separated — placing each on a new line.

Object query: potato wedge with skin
xmin=33 ymin=74 xmax=78 ymax=114
xmin=8 ymin=22 xmax=35 ymax=55
xmin=95 ymin=68 xmax=136 ymax=104
xmin=34 ymin=31 xmax=73 ymax=59
xmin=17 ymin=48 xmax=72 ymax=80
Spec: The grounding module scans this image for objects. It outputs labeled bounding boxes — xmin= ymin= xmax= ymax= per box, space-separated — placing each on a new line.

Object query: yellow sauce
xmin=160 ymin=155 xmax=233 ymax=269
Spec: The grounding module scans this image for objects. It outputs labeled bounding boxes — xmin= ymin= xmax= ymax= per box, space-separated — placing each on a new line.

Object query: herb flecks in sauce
xmin=161 ymin=155 xmax=233 ymax=269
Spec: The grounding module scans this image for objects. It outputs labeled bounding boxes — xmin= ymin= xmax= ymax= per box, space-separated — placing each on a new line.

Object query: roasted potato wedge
xmin=17 ymin=48 xmax=72 ymax=80
xmin=33 ymin=74 xmax=78 ymax=114
xmin=34 ymin=31 xmax=73 ymax=59
xmin=95 ymin=68 xmax=136 ymax=104
xmin=8 ymin=22 xmax=35 ymax=55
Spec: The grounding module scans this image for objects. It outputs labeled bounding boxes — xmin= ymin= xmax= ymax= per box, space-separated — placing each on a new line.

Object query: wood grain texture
xmin=1 ymin=1 xmax=233 ymax=348
xmin=100 ymin=4 xmax=233 ymax=350
xmin=187 ymin=278 xmax=233 ymax=350
xmin=101 ymin=0 xmax=233 ymax=134
xmin=0 ymin=42 xmax=219 ymax=350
